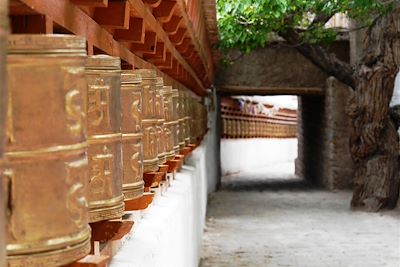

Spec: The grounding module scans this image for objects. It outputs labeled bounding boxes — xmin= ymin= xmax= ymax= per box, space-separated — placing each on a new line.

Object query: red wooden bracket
xmin=124 ymin=192 xmax=155 ymax=211
xmin=114 ymin=17 xmax=145 ymax=42
xmin=93 ymin=1 xmax=130 ymax=29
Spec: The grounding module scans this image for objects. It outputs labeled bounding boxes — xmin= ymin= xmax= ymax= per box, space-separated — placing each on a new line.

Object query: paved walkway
xmin=200 ymin=165 xmax=400 ymax=267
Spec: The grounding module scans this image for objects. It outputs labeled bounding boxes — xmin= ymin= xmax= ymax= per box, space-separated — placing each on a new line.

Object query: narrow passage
xmin=200 ymin=166 xmax=400 ymax=267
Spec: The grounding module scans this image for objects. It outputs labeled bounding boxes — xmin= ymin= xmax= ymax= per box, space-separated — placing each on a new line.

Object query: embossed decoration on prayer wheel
xmin=177 ymin=90 xmax=186 ymax=150
xmin=189 ymin=98 xmax=197 ymax=143
xmin=120 ymin=71 xmax=144 ymax=201
xmin=134 ymin=69 xmax=159 ymax=173
xmin=0 ymin=1 xmax=7 ymax=266
xmin=86 ymin=55 xmax=124 ymax=222
xmin=171 ymin=89 xmax=180 ymax=154
xmin=161 ymin=86 xmax=176 ymax=161
xmin=183 ymin=91 xmax=191 ymax=145
xmin=5 ymin=34 xmax=90 ymax=267
xmin=155 ymin=77 xmax=166 ymax=165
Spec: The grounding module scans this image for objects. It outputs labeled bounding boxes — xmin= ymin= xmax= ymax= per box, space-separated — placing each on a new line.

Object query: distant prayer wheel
xmin=86 ymin=55 xmax=124 ymax=222
xmin=171 ymin=89 xmax=180 ymax=154
xmin=120 ymin=71 xmax=144 ymax=200
xmin=5 ymin=35 xmax=91 ymax=266
xmin=183 ymin=91 xmax=191 ymax=145
xmin=161 ymin=86 xmax=176 ymax=161
xmin=155 ymin=77 xmax=166 ymax=165
xmin=177 ymin=90 xmax=186 ymax=150
xmin=0 ymin=1 xmax=7 ymax=266
xmin=134 ymin=69 xmax=159 ymax=172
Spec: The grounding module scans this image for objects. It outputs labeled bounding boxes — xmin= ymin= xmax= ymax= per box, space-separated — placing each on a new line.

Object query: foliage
xmin=217 ymin=0 xmax=393 ymax=53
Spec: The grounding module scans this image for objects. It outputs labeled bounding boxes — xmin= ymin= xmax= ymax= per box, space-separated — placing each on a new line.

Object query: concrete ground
xmin=200 ymin=163 xmax=400 ymax=267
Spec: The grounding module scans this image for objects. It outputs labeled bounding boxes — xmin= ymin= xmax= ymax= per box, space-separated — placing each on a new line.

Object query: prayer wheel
xmin=171 ymin=89 xmax=180 ymax=154
xmin=5 ymin=35 xmax=91 ymax=266
xmin=161 ymin=86 xmax=175 ymax=161
xmin=86 ymin=55 xmax=124 ymax=222
xmin=155 ymin=77 xmax=166 ymax=165
xmin=120 ymin=71 xmax=144 ymax=201
xmin=177 ymin=90 xmax=186 ymax=150
xmin=183 ymin=91 xmax=191 ymax=145
xmin=0 ymin=1 xmax=7 ymax=266
xmin=134 ymin=69 xmax=158 ymax=173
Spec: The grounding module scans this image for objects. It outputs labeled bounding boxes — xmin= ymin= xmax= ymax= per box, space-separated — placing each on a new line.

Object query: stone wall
xmin=295 ymin=95 xmax=325 ymax=184
xmin=322 ymin=78 xmax=354 ymax=189
xmin=296 ymin=78 xmax=354 ymax=189
xmin=216 ymin=46 xmax=329 ymax=89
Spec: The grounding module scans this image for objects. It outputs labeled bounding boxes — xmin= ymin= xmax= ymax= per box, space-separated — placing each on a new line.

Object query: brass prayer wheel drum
xmin=183 ymin=91 xmax=191 ymax=145
xmin=177 ymin=90 xmax=186 ymax=150
xmin=189 ymin=97 xmax=197 ymax=143
xmin=171 ymin=89 xmax=180 ymax=154
xmin=5 ymin=34 xmax=91 ymax=266
xmin=155 ymin=77 xmax=166 ymax=165
xmin=0 ymin=1 xmax=8 ymax=266
xmin=161 ymin=86 xmax=175 ymax=161
xmin=86 ymin=55 xmax=124 ymax=222
xmin=120 ymin=71 xmax=144 ymax=201
xmin=134 ymin=69 xmax=158 ymax=173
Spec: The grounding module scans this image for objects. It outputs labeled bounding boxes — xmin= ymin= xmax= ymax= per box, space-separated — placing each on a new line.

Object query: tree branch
xmin=279 ymin=28 xmax=356 ymax=88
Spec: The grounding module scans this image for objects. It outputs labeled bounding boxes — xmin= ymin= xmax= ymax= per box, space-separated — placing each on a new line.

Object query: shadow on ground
xmin=221 ymin=175 xmax=319 ymax=192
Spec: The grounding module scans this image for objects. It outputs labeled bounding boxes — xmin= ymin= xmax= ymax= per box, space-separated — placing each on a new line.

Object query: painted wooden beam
xmin=113 ymin=17 xmax=145 ymax=42
xmin=70 ymin=0 xmax=108 ymax=8
xmin=14 ymin=0 xmax=203 ymax=95
xmin=93 ymin=0 xmax=130 ymax=29
xmin=128 ymin=0 xmax=205 ymax=92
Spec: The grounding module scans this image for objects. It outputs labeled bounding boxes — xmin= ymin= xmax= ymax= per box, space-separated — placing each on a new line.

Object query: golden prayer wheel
xmin=134 ymin=69 xmax=158 ymax=173
xmin=171 ymin=89 xmax=180 ymax=154
xmin=177 ymin=90 xmax=186 ymax=150
xmin=155 ymin=77 xmax=166 ymax=165
xmin=0 ymin=1 xmax=7 ymax=266
xmin=189 ymin=97 xmax=196 ymax=143
xmin=120 ymin=71 xmax=144 ymax=201
xmin=5 ymin=34 xmax=91 ymax=266
xmin=86 ymin=55 xmax=124 ymax=222
xmin=183 ymin=92 xmax=191 ymax=145
xmin=161 ymin=86 xmax=176 ymax=161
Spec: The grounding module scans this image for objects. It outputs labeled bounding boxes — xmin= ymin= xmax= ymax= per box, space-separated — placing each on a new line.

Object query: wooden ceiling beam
xmin=93 ymin=0 xmax=130 ymax=29
xmin=71 ymin=0 xmax=108 ymax=8
xmin=128 ymin=0 xmax=205 ymax=93
xmin=113 ymin=17 xmax=145 ymax=42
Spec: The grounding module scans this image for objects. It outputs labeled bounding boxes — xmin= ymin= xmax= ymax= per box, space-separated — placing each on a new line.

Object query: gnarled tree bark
xmin=279 ymin=7 xmax=400 ymax=211
xmin=348 ymin=7 xmax=400 ymax=211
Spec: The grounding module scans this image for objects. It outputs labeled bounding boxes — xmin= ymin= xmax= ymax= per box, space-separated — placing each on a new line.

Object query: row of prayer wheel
xmin=222 ymin=116 xmax=297 ymax=139
xmin=0 ymin=34 xmax=207 ymax=267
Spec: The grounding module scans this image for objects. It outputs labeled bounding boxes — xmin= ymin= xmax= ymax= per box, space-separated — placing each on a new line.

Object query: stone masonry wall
xmin=321 ymin=78 xmax=354 ymax=189
xmin=296 ymin=77 xmax=354 ymax=189
xmin=295 ymin=95 xmax=325 ymax=184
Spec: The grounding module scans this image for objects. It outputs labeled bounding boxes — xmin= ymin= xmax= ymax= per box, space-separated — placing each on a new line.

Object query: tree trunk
xmin=348 ymin=7 xmax=400 ymax=211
